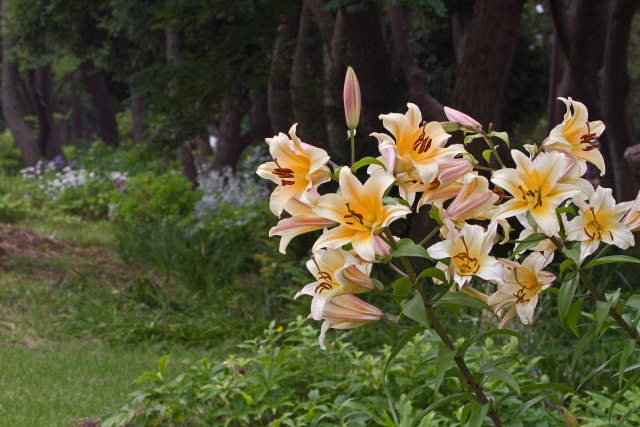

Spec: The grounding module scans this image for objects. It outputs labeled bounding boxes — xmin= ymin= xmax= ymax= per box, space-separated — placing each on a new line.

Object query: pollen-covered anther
xmin=492 ymin=187 xmax=504 ymax=205
xmin=429 ymin=178 xmax=440 ymax=190
xmin=580 ymin=122 xmax=601 ymax=151
xmin=412 ymin=122 xmax=432 ymax=154
xmin=272 ymin=158 xmax=296 ymax=186
xmin=344 ymin=202 xmax=364 ymax=225
xmin=315 ymin=282 xmax=333 ymax=294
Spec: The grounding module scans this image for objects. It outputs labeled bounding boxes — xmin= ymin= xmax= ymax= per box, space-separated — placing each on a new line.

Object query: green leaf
xmin=383 ymin=326 xmax=425 ymax=384
xmin=578 ymin=351 xmax=621 ymax=390
xmin=469 ymin=402 xmax=490 ymax=427
xmin=434 ymin=345 xmax=455 ymax=396
xmin=513 ymin=233 xmax=548 ymax=256
xmin=401 ymin=292 xmax=429 ymax=327
xmin=460 ymin=403 xmax=472 ymax=426
xmin=559 ymin=259 xmax=575 ymax=275
xmin=413 ymin=393 xmax=475 ymax=424
xmin=566 ymin=299 xmax=583 ymax=338
xmin=491 ymin=131 xmax=510 ymax=147
xmin=417 ymin=267 xmax=447 ymax=285
xmin=558 ymin=276 xmax=579 ymax=323
xmin=157 ymin=354 xmax=170 ymax=377
xmin=392 ymin=277 xmax=412 ymax=306
xmin=556 ymin=206 xmax=576 ymax=215
xmin=510 ymin=393 xmax=554 ymax=423
xmin=526 ymin=210 xmax=538 ymax=231
xmin=482 ymin=149 xmax=492 ymax=164
xmin=571 ymin=328 xmax=596 ymax=370
xmin=619 ymin=402 xmax=640 ymax=427
xmin=352 ymin=156 xmax=385 ymax=172
xmin=390 ymin=238 xmax=431 ymax=259
xmin=373 ymin=279 xmax=384 ymax=291
xmin=481 ymin=366 xmax=520 ymax=394
xmin=457 ymin=329 xmax=528 ymax=357
xmin=595 ymin=299 xmax=613 ymax=337
xmin=519 ymin=382 xmax=576 ymax=395
xmin=437 ymin=292 xmax=492 ymax=312
xmin=625 ymin=295 xmax=640 ymax=310
xmin=382 ymin=196 xmax=411 ymax=208
xmin=430 ymin=205 xmax=442 ymax=225
xmin=584 ymin=255 xmax=640 ymax=270
xmin=441 ymin=122 xmax=461 ymax=133
xmin=609 ymin=370 xmax=640 ymax=423
xmin=619 ymin=339 xmax=635 ymax=388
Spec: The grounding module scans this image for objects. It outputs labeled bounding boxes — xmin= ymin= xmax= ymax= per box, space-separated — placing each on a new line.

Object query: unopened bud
xmin=343 ymin=66 xmax=361 ymax=132
xmin=444 ymin=106 xmax=482 ymax=130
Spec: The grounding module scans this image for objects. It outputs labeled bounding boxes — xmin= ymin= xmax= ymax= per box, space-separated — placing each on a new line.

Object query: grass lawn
xmin=0 ymin=220 xmax=213 ymax=426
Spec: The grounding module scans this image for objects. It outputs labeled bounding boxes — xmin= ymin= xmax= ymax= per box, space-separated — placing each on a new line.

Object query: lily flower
xmin=491 ymin=150 xmax=583 ymax=236
xmin=438 ymin=175 xmax=499 ymax=225
xmin=427 ymin=219 xmax=502 ymax=287
xmin=566 ymin=186 xmax=634 ymax=261
xmin=269 ymin=196 xmax=337 ymax=254
xmin=312 ymin=168 xmax=411 ymax=261
xmin=542 ymin=97 xmax=606 ymax=176
xmin=343 ymin=66 xmax=361 ymax=132
xmin=378 ymin=103 xmax=466 ymax=186
xmin=257 ymin=124 xmax=331 ymax=216
xmin=295 ymin=248 xmax=374 ymax=321
xmin=621 ymin=190 xmax=640 ymax=232
xmin=489 ymin=252 xmax=555 ymax=327
xmin=414 ymin=158 xmax=474 ymax=209
xmin=316 ymin=294 xmax=383 ymax=350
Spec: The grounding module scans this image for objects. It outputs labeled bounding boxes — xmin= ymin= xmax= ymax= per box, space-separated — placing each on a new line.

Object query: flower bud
xmin=444 ymin=106 xmax=482 ymax=130
xmin=343 ymin=66 xmax=361 ymax=132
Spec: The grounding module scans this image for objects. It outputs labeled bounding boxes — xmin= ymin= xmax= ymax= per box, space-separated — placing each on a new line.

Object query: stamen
xmin=580 ymin=122 xmax=601 ymax=151
xmin=344 ymin=202 xmax=364 ymax=225
xmin=492 ymin=187 xmax=504 ymax=205
xmin=412 ymin=122 xmax=433 ymax=154
xmin=273 ymin=158 xmax=296 ymax=186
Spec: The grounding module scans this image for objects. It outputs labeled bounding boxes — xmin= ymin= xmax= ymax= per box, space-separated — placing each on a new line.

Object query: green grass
xmin=0 ymin=341 xmax=206 ymax=426
xmin=0 ymin=219 xmax=239 ymax=425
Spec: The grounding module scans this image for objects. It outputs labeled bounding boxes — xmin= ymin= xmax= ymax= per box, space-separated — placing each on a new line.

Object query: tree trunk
xmin=213 ymin=89 xmax=271 ymax=171
xmin=601 ymin=0 xmax=639 ymax=200
xmin=342 ymin=3 xmax=396 ymax=133
xmin=30 ymin=65 xmax=63 ymax=159
xmin=268 ymin=13 xmax=298 ymax=134
xmin=309 ymin=0 xmax=348 ymax=161
xmin=449 ymin=0 xmax=524 ymax=160
xmin=166 ymin=23 xmax=198 ymax=183
xmin=450 ymin=0 xmax=524 ymax=128
xmin=130 ymin=77 xmax=148 ymax=144
xmin=291 ymin=0 xmax=328 ymax=147
xmin=389 ymin=4 xmax=445 ymax=122
xmin=213 ymin=91 xmax=247 ymax=171
xmin=81 ymin=59 xmax=119 ymax=147
xmin=1 ymin=0 xmax=40 ymax=166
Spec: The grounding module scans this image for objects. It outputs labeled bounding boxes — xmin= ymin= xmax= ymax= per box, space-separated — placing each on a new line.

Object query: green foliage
xmin=104 ymin=322 xmax=568 ymax=426
xmin=0 ymin=193 xmax=30 ymax=223
xmin=109 ymin=171 xmax=199 ymax=223
xmin=0 ymin=129 xmax=24 ymax=175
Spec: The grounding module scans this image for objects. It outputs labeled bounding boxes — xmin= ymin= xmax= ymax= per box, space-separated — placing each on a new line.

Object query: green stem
xmin=384 ymin=228 xmax=503 ymax=426
xmin=578 ymin=269 xmax=640 ymax=345
xmin=418 ymin=226 xmax=440 ymax=247
xmin=482 ymin=134 xmax=506 ymax=169
xmin=350 ymin=130 xmax=355 ymax=167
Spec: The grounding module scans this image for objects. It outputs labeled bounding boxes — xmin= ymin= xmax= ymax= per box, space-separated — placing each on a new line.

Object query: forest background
xmin=1 ymin=0 xmax=640 ymax=425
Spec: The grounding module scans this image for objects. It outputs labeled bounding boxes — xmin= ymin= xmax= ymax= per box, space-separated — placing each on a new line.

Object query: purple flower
xmin=116 ymin=178 xmax=126 ymax=192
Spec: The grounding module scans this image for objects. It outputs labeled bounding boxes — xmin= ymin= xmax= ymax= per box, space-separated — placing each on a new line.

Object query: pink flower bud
xmin=343 ymin=66 xmax=361 ymax=131
xmin=444 ymin=106 xmax=482 ymax=130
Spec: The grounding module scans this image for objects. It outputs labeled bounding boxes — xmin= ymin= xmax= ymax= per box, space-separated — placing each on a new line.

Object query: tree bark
xmin=450 ymin=0 xmax=525 ymax=128
xmin=130 ymin=77 xmax=148 ymax=144
xmin=1 ymin=0 xmax=40 ymax=166
xmin=268 ymin=13 xmax=298 ymax=134
xmin=81 ymin=59 xmax=119 ymax=147
xmin=601 ymin=0 xmax=639 ymax=200
xmin=291 ymin=0 xmax=328 ymax=147
xmin=30 ymin=66 xmax=63 ymax=159
xmin=166 ymin=23 xmax=197 ymax=183
xmin=342 ymin=3 xmax=396 ymax=133
xmin=213 ymin=89 xmax=271 ymax=171
xmin=309 ymin=0 xmax=347 ymax=160
xmin=389 ymin=4 xmax=445 ymax=122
